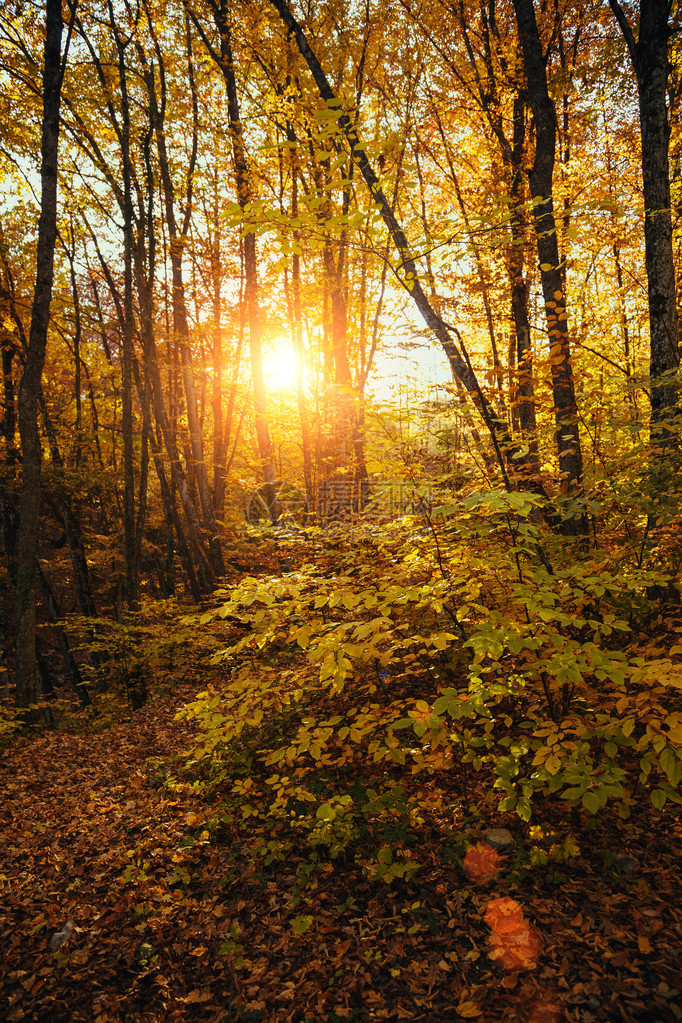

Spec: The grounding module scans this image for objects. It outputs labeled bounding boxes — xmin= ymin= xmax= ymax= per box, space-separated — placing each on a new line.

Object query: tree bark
xmin=193 ymin=1 xmax=279 ymax=519
xmin=512 ymin=0 xmax=584 ymax=499
xmin=609 ymin=0 xmax=680 ymax=433
xmin=14 ymin=0 xmax=64 ymax=707
xmin=146 ymin=17 xmax=225 ymax=574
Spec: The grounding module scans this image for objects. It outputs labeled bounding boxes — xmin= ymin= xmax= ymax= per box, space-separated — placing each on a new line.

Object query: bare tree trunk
xmin=512 ymin=0 xmax=584 ymax=504
xmin=609 ymin=0 xmax=680 ymax=435
xmin=280 ymin=131 xmax=314 ymax=510
xmin=145 ymin=15 xmax=225 ymax=573
xmin=507 ymin=93 xmax=538 ymax=450
xmin=110 ymin=7 xmax=139 ymax=608
xmin=15 ymin=0 xmax=65 ymax=707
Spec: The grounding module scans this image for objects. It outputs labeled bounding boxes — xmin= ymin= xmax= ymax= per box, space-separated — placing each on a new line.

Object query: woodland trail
xmin=0 ymin=687 xmax=681 ymax=1023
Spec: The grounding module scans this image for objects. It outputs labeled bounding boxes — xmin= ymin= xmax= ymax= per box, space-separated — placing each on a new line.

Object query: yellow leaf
xmin=638 ymin=936 xmax=652 ymax=954
xmin=457 ymin=1001 xmax=482 ymax=1018
xmin=190 ymin=946 xmax=207 ymax=956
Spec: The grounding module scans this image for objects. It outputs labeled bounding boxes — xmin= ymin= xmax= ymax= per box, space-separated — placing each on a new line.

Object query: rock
xmin=49 ymin=919 xmax=75 ymax=952
xmin=485 ymin=828 xmax=514 ymax=850
xmin=614 ymin=853 xmax=639 ymax=875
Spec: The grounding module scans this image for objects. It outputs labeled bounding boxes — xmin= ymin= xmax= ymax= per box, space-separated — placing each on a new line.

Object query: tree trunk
xmin=147 ymin=27 xmax=225 ymax=574
xmin=206 ymin=2 xmax=279 ymax=519
xmin=111 ymin=15 xmax=140 ymax=608
xmin=609 ymin=0 xmax=680 ymax=434
xmin=14 ymin=0 xmax=64 ymax=707
xmin=512 ymin=0 xmax=584 ymax=501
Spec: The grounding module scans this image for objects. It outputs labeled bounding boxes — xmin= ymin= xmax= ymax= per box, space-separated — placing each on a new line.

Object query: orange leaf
xmin=488 ymin=921 xmax=542 ymax=971
xmin=485 ymin=897 xmax=525 ymax=935
xmin=527 ymin=998 xmax=562 ymax=1022
xmin=463 ymin=842 xmax=502 ymax=881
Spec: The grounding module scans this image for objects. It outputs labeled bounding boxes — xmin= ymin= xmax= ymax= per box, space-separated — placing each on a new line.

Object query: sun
xmin=261 ymin=340 xmax=301 ymax=392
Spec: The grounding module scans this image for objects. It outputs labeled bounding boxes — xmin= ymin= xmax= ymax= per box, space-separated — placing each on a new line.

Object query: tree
xmin=14 ymin=0 xmax=71 ymax=708
xmin=268 ymin=0 xmax=521 ymax=487
xmin=512 ymin=0 xmax=584 ymax=504
xmin=608 ymin=0 xmax=680 ymax=436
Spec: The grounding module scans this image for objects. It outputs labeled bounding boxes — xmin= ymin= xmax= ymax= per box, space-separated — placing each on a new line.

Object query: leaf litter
xmin=0 ymin=687 xmax=680 ymax=1023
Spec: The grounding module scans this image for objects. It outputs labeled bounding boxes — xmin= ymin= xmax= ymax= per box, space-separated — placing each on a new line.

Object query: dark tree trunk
xmin=111 ymin=13 xmax=140 ymax=609
xmin=284 ymin=133 xmax=314 ymax=509
xmin=609 ymin=0 xmax=680 ymax=433
xmin=15 ymin=0 xmax=64 ymax=707
xmin=146 ymin=17 xmax=225 ymax=575
xmin=512 ymin=0 xmax=584 ymax=500
xmin=507 ymin=93 xmax=537 ymax=450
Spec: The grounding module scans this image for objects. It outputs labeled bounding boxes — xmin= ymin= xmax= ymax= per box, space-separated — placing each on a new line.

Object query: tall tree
xmin=14 ymin=0 xmax=71 ymax=707
xmin=608 ymin=0 xmax=680 ymax=435
xmin=188 ymin=0 xmax=280 ymax=520
xmin=512 ymin=0 xmax=584 ymax=503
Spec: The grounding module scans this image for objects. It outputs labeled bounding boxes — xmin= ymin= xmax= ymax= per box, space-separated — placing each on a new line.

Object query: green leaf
xmin=291 ymin=915 xmax=313 ymax=935
xmin=651 ymin=788 xmax=667 ymax=811
xmin=582 ymin=791 xmax=600 ymax=814
xmin=659 ymin=747 xmax=681 ymax=788
xmin=316 ymin=802 xmax=336 ymax=821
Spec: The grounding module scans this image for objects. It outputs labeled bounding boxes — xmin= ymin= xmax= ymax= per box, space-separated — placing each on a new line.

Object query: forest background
xmin=0 ymin=0 xmax=681 ymax=1021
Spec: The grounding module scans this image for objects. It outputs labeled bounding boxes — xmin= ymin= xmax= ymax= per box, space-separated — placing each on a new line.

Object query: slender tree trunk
xmin=204 ymin=3 xmax=278 ymax=518
xmin=15 ymin=0 xmax=64 ymax=707
xmin=111 ymin=15 xmax=140 ymax=608
xmin=507 ymin=93 xmax=538 ymax=450
xmin=283 ymin=133 xmax=314 ymax=510
xmin=512 ymin=0 xmax=584 ymax=502
xmin=146 ymin=30 xmax=225 ymax=573
xmin=210 ymin=174 xmax=225 ymax=518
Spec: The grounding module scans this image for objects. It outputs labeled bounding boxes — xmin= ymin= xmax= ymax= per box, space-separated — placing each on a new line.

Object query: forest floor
xmin=0 ymin=668 xmax=680 ymax=1023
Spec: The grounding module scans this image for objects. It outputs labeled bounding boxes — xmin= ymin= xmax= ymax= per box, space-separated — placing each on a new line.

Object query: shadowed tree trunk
xmin=188 ymin=0 xmax=279 ymax=518
xmin=14 ymin=0 xmax=67 ymax=707
xmin=609 ymin=0 xmax=680 ymax=437
xmin=512 ymin=0 xmax=584 ymax=507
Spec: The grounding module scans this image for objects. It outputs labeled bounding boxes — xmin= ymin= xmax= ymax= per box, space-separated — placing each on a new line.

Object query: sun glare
xmin=261 ymin=341 xmax=300 ymax=392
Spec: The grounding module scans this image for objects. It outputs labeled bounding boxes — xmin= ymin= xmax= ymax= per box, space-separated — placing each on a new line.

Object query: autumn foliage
xmin=1 ymin=0 xmax=682 ymax=1019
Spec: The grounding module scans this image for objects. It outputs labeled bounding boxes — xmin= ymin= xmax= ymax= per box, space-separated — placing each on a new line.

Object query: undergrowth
xmin=171 ymin=488 xmax=682 ymax=889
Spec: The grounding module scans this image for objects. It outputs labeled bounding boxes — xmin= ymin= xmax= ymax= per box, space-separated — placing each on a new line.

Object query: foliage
xmin=178 ymin=490 xmax=682 ymax=872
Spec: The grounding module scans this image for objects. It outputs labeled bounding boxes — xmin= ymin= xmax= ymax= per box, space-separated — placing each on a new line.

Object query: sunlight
xmin=261 ymin=340 xmax=300 ymax=392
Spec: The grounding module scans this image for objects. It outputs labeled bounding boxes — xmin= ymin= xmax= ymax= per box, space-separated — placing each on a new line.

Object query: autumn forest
xmin=0 ymin=0 xmax=681 ymax=1020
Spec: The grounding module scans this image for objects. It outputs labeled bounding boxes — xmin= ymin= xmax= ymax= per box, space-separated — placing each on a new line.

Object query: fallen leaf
xmin=457 ymin=1001 xmax=482 ymax=1018
xmin=489 ymin=920 xmax=542 ymax=971
xmin=485 ymin=897 xmax=525 ymax=935
xmin=464 ymin=842 xmax=502 ymax=881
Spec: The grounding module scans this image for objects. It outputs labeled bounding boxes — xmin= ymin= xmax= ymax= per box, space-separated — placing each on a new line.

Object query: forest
xmin=0 ymin=0 xmax=681 ymax=1020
